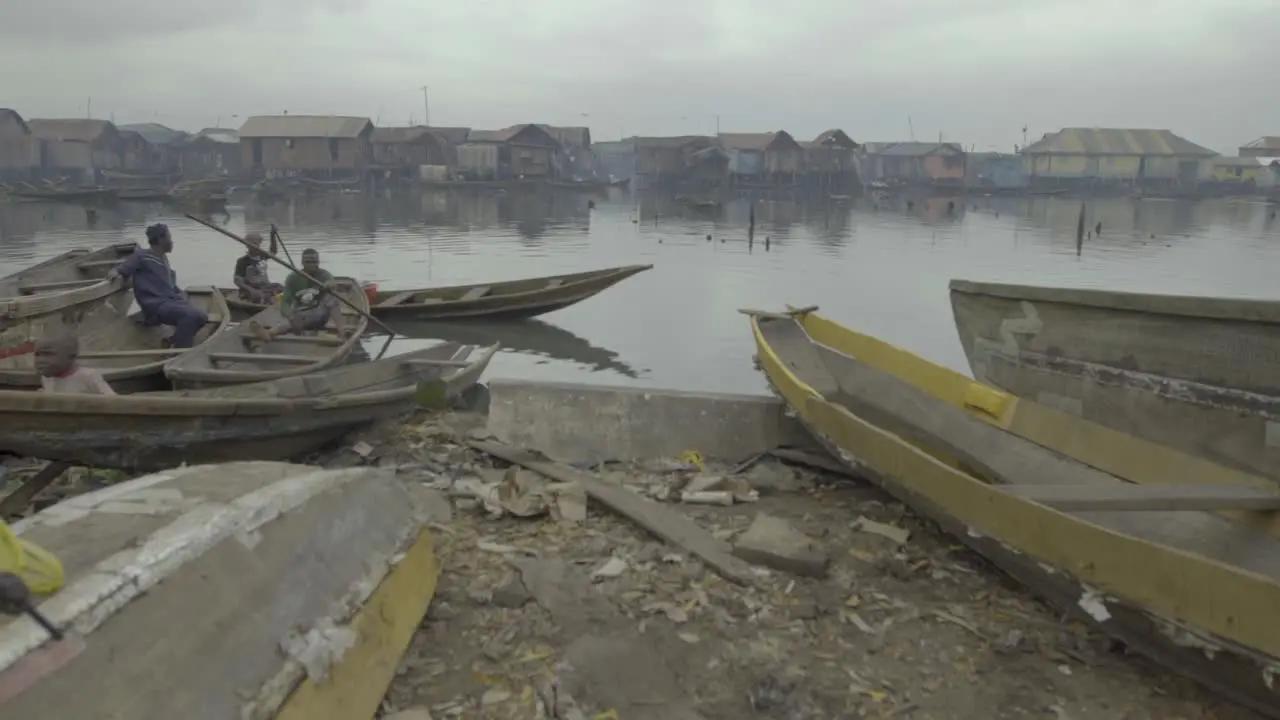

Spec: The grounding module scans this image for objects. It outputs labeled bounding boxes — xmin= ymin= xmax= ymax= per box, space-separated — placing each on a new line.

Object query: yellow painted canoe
xmin=748 ymin=306 xmax=1280 ymax=717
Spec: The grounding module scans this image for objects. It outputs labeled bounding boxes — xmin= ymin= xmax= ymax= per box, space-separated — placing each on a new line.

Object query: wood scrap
xmin=469 ymin=440 xmax=757 ymax=586
xmin=768 ymin=447 xmax=860 ymax=479
xmin=0 ymin=462 xmax=71 ymax=518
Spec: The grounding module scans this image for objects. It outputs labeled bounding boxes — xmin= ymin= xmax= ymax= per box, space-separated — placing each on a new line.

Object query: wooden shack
xmin=181 ymin=129 xmax=241 ymax=178
xmin=370 ymin=127 xmax=456 ymax=172
xmin=26 ymin=119 xmax=124 ymax=183
xmin=0 ymin=109 xmax=38 ymax=182
xmin=462 ymin=124 xmax=562 ymax=180
xmin=803 ymin=129 xmax=860 ymax=190
xmin=718 ymin=131 xmax=804 ymax=185
xmin=238 ymin=115 xmax=374 ymax=178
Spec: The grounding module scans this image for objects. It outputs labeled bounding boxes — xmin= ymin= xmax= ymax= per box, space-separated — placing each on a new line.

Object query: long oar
xmin=185 ymin=214 xmax=397 ymax=360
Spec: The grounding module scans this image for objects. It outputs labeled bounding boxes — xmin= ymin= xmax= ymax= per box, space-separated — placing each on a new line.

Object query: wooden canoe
xmin=950 ymin=279 xmax=1280 ymax=480
xmin=219 ymin=264 xmax=652 ymax=322
xmin=12 ymin=187 xmax=117 ymax=203
xmin=166 ymin=278 xmax=369 ymax=389
xmin=0 ymin=341 xmax=497 ymax=470
xmin=0 ymin=461 xmax=441 ymax=719
xmin=749 ymin=307 xmax=1280 ymax=717
xmin=0 ymin=245 xmax=137 ymax=364
xmin=0 ymin=287 xmax=229 ymax=393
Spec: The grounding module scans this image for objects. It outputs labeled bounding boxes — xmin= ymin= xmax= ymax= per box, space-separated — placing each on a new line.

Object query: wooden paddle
xmin=184 ymin=214 xmax=398 ymax=360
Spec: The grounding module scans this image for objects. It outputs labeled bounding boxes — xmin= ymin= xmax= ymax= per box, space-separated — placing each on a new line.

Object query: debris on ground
xmin=732 ymin=513 xmax=830 ymax=578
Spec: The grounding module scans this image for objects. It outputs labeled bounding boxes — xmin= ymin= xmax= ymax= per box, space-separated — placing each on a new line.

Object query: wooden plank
xmin=469 ymin=440 xmax=757 ymax=586
xmin=209 ymin=352 xmax=317 ymax=365
xmin=0 ymin=461 xmax=70 ymax=518
xmin=275 ymin=529 xmax=440 ymax=720
xmin=77 ymin=260 xmax=120 ymax=270
xmin=273 ymin=334 xmax=344 ymax=345
xmin=79 ymin=348 xmax=184 ymax=359
xmin=460 ymin=286 xmax=490 ymax=301
xmin=1003 ymin=483 xmax=1280 ymax=512
xmin=377 ymin=290 xmax=418 ymax=306
xmin=401 ymin=358 xmax=471 ymax=368
xmin=19 ymin=279 xmax=100 ymax=294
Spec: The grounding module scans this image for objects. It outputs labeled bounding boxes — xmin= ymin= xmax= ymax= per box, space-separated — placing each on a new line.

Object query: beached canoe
xmin=0 ymin=461 xmax=441 ymax=718
xmin=0 ymin=341 xmax=497 ymax=470
xmin=12 ymin=187 xmax=117 ymax=203
xmin=167 ymin=278 xmax=369 ymax=389
xmin=0 ymin=245 xmax=136 ymax=364
xmin=949 ymin=279 xmax=1280 ymax=480
xmin=220 ymin=264 xmax=652 ymax=322
xmin=749 ymin=307 xmax=1280 ymax=717
xmin=0 ymin=287 xmax=229 ymax=393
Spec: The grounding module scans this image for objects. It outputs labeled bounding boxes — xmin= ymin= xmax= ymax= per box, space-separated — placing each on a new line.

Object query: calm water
xmin=2 ymin=190 xmax=1278 ymax=394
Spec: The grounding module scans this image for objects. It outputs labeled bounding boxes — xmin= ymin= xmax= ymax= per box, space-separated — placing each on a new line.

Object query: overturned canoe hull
xmin=949 ymin=279 xmax=1280 ymax=480
xmin=220 ymin=264 xmax=652 ymax=323
xmin=0 ymin=462 xmax=441 ymax=720
xmin=0 ymin=342 xmax=498 ymax=470
xmin=750 ymin=308 xmax=1280 ymax=717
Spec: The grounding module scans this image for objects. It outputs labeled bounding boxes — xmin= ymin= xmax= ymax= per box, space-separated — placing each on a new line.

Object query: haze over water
xmin=1 ymin=190 xmax=1277 ymax=394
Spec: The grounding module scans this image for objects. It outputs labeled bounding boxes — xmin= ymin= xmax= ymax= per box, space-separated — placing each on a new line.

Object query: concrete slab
xmin=485 ymin=379 xmax=819 ymax=464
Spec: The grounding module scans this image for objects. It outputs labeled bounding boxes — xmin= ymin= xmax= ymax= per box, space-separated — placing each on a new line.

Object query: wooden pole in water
xmin=748 ymin=202 xmax=756 ymax=243
xmin=268 ymin=223 xmax=296 ymax=267
xmin=185 ymin=214 xmax=399 ymax=359
xmin=1075 ymin=200 xmax=1086 ymax=256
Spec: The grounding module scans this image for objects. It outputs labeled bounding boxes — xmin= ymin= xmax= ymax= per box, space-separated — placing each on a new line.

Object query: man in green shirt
xmin=248 ymin=248 xmax=348 ymax=344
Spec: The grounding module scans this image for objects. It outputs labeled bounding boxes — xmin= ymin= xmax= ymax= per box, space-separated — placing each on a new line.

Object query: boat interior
xmin=373 ymin=264 xmax=649 ymax=307
xmin=0 ymin=243 xmax=136 ymax=298
xmin=753 ymin=312 xmax=1280 ymax=626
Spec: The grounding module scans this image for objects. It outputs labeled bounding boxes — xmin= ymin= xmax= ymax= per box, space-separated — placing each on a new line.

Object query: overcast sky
xmin=0 ymin=0 xmax=1273 ymax=153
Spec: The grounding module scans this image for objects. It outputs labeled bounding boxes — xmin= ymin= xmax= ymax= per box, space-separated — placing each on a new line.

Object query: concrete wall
xmin=485 ymin=378 xmax=820 ymax=464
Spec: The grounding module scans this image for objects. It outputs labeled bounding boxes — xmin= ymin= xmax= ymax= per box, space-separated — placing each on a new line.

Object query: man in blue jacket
xmin=106 ymin=223 xmax=208 ymax=348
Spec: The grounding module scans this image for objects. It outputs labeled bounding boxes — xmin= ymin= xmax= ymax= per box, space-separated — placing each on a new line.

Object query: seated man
xmin=34 ymin=331 xmax=115 ymax=395
xmin=106 ymin=223 xmax=208 ymax=349
xmin=233 ymin=231 xmax=284 ymax=304
xmin=249 ymin=248 xmax=347 ymax=344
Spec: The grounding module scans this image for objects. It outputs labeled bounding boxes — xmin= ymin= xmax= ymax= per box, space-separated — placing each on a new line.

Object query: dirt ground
xmin=355 ymin=413 xmax=1263 ymax=720
xmin=1 ymin=411 xmax=1266 ymax=720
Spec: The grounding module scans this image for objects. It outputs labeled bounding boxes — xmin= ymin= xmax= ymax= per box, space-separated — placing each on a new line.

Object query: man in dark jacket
xmin=106 ymin=223 xmax=209 ymax=348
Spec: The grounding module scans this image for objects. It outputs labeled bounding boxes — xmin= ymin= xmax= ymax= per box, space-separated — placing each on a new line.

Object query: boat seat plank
xmin=210 ymin=352 xmax=317 ymax=365
xmin=77 ymin=259 xmax=122 ymax=270
xmin=379 ymin=290 xmax=419 ymax=306
xmin=401 ymin=358 xmax=471 ymax=368
xmin=273 ymin=334 xmax=345 ymax=345
xmin=460 ymin=286 xmax=490 ymax=301
xmin=80 ymin=348 xmax=185 ymax=359
xmin=1002 ymin=483 xmax=1280 ymax=512
xmin=19 ymin=278 xmax=101 ymax=294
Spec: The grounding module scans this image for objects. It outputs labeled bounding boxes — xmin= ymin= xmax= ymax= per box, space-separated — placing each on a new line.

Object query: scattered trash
xmin=853 ymin=515 xmax=911 ymax=545
xmin=590 ymin=557 xmax=627 ymax=581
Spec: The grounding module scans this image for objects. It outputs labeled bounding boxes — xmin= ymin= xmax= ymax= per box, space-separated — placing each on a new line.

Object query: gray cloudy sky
xmin=1 ymin=0 xmax=1274 ymax=152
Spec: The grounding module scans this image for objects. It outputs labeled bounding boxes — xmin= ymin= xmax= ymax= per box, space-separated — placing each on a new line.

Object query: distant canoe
xmin=116 ymin=188 xmax=172 ymax=202
xmin=949 ymin=279 xmax=1280 ymax=479
xmin=0 ymin=286 xmax=229 ymax=393
xmin=750 ymin=307 xmax=1280 ymax=717
xmin=13 ymin=187 xmax=117 ymax=203
xmin=0 ymin=244 xmax=136 ymax=364
xmin=0 ymin=461 xmax=441 ymax=719
xmin=167 ymin=278 xmax=369 ymax=389
xmin=0 ymin=341 xmax=497 ymax=469
xmin=221 ymin=264 xmax=652 ymax=323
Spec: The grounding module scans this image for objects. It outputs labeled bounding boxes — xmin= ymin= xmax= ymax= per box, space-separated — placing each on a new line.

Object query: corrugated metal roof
xmin=813 ymin=129 xmax=857 ymax=148
xmin=425 ymin=126 xmax=471 ymax=145
xmin=467 ymin=129 xmax=504 ymax=142
xmin=238 ymin=115 xmax=372 ymax=139
xmin=0 ymin=109 xmax=29 ymax=133
xmin=119 ymin=122 xmax=187 ymax=146
xmin=1022 ymin=128 xmax=1217 ymax=157
xmin=370 ymin=126 xmax=434 ymax=143
xmin=718 ymin=133 xmax=778 ymax=151
xmin=538 ymin=125 xmax=591 ymax=148
xmin=879 ymin=142 xmax=964 ymax=157
xmin=1241 ymin=136 xmax=1280 ymax=151
xmin=27 ymin=119 xmax=115 ymax=142
xmin=630 ymin=135 xmax=710 ymax=149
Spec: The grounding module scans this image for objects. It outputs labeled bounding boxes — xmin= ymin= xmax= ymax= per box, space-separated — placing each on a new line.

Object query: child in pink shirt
xmin=33 ymin=332 xmax=115 ymax=395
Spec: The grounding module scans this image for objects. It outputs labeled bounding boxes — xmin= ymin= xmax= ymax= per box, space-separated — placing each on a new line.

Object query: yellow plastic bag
xmin=0 ymin=520 xmax=65 ymax=595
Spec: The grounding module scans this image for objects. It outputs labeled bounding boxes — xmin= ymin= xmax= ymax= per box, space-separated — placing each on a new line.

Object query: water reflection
xmin=3 ymin=190 xmax=1280 ymax=393
xmin=381 ymin=319 xmax=642 ymax=379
